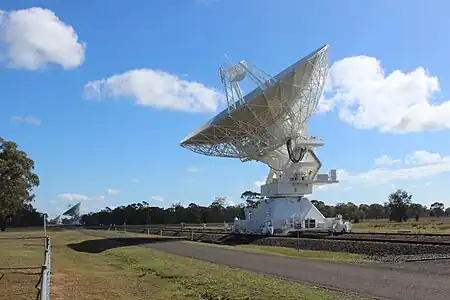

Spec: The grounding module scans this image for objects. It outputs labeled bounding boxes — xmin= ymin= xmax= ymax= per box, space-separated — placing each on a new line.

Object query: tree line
xmin=1 ymin=138 xmax=450 ymax=230
xmin=80 ymin=190 xmax=450 ymax=226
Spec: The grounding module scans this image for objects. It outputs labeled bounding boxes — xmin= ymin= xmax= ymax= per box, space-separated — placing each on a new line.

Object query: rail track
xmin=95 ymin=226 xmax=450 ymax=246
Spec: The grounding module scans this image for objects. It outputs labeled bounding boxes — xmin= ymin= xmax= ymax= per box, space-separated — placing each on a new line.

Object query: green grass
xmin=0 ymin=231 xmax=46 ymax=300
xmin=186 ymin=241 xmax=372 ymax=263
xmin=1 ymin=230 xmax=368 ymax=300
xmin=352 ymin=217 xmax=450 ymax=233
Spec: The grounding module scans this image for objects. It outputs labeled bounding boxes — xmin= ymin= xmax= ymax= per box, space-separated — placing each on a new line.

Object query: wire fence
xmin=36 ymin=217 xmax=51 ymax=300
xmin=0 ymin=218 xmax=51 ymax=299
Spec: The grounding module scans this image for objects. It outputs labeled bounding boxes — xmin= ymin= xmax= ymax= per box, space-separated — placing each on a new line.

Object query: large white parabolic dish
xmin=63 ymin=202 xmax=81 ymax=217
xmin=180 ymin=45 xmax=329 ymax=169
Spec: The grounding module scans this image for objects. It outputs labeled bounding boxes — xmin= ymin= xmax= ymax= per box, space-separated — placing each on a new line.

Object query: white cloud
xmin=374 ymin=154 xmax=400 ymax=167
xmin=131 ymin=178 xmax=140 ymax=184
xmin=187 ymin=167 xmax=199 ymax=173
xmin=57 ymin=193 xmax=104 ymax=201
xmin=84 ymin=69 xmax=224 ymax=113
xmin=57 ymin=193 xmax=89 ymax=201
xmin=10 ymin=115 xmax=41 ymax=126
xmin=106 ymin=188 xmax=120 ymax=195
xmin=80 ymin=206 xmax=91 ymax=214
xmin=338 ymin=150 xmax=450 ymax=186
xmin=0 ymin=7 xmax=85 ymax=70
xmin=223 ymin=197 xmax=235 ymax=206
xmin=254 ymin=180 xmax=265 ymax=188
xmin=315 ymin=185 xmax=330 ymax=191
xmin=319 ymin=55 xmax=450 ymax=133
xmin=151 ymin=195 xmax=165 ymax=202
xmin=255 ymin=150 xmax=449 ymax=192
xmin=405 ymin=150 xmax=445 ymax=165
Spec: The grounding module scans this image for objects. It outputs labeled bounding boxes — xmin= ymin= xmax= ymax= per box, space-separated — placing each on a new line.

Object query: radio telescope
xmin=51 ymin=202 xmax=81 ymax=225
xmin=180 ymin=45 xmax=351 ymax=235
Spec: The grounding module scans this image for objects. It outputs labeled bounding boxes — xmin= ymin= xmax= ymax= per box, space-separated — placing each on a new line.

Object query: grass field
xmin=186 ymin=241 xmax=372 ymax=263
xmin=352 ymin=217 xmax=450 ymax=233
xmin=0 ymin=234 xmax=45 ymax=300
xmin=0 ymin=229 xmax=369 ymax=300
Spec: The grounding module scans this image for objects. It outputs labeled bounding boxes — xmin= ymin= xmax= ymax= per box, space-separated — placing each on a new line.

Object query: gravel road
xmin=80 ymin=230 xmax=450 ymax=300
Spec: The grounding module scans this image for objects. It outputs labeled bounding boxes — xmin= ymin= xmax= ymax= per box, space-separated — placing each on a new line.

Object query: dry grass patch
xmin=352 ymin=217 xmax=450 ymax=233
xmin=185 ymin=241 xmax=372 ymax=263
xmin=0 ymin=231 xmax=46 ymax=300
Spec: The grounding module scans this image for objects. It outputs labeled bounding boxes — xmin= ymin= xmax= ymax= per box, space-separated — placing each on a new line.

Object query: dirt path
xmin=81 ymin=229 xmax=450 ymax=300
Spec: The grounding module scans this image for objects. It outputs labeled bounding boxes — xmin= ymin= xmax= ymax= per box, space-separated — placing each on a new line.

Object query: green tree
xmin=366 ymin=203 xmax=386 ymax=219
xmin=0 ymin=139 xmax=40 ymax=231
xmin=445 ymin=207 xmax=450 ymax=216
xmin=387 ymin=189 xmax=412 ymax=222
xmin=408 ymin=203 xmax=427 ymax=221
xmin=9 ymin=203 xmax=43 ymax=227
xmin=311 ymin=200 xmax=331 ymax=217
xmin=430 ymin=202 xmax=445 ymax=218
xmin=240 ymin=190 xmax=263 ymax=208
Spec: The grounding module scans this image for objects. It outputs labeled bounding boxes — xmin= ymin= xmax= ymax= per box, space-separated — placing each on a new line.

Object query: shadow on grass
xmin=215 ymin=234 xmax=267 ymax=246
xmin=67 ymin=237 xmax=183 ymax=253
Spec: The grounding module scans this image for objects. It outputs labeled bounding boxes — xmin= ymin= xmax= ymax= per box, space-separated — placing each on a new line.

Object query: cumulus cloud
xmin=106 ymin=188 xmax=120 ymax=195
xmin=0 ymin=7 xmax=85 ymax=70
xmin=404 ymin=150 xmax=444 ymax=165
xmin=9 ymin=115 xmax=41 ymax=126
xmin=57 ymin=193 xmax=104 ymax=201
xmin=318 ymin=55 xmax=450 ymax=133
xmin=256 ymin=150 xmax=449 ymax=191
xmin=151 ymin=195 xmax=165 ymax=202
xmin=223 ymin=197 xmax=235 ymax=206
xmin=84 ymin=69 xmax=224 ymax=113
xmin=315 ymin=185 xmax=330 ymax=191
xmin=338 ymin=150 xmax=450 ymax=186
xmin=254 ymin=180 xmax=265 ymax=188
xmin=374 ymin=154 xmax=400 ymax=167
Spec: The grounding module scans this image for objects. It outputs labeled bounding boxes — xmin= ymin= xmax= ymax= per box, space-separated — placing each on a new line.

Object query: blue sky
xmin=1 ymin=0 xmax=450 ymax=217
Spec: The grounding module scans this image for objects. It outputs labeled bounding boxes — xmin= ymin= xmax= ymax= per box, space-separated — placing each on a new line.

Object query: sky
xmin=1 ymin=0 xmax=450 ymax=217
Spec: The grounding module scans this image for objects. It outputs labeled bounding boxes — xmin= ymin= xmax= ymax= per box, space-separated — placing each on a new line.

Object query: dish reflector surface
xmin=181 ymin=44 xmax=329 ymax=163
